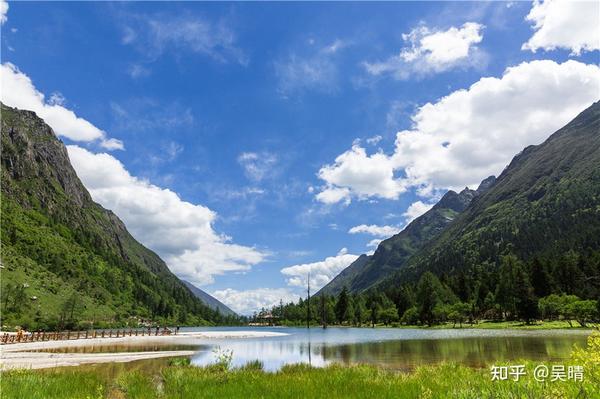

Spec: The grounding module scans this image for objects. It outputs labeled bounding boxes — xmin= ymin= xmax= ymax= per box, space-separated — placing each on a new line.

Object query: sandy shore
xmin=0 ymin=330 xmax=288 ymax=370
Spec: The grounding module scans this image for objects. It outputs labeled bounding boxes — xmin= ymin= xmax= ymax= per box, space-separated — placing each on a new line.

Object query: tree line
xmin=260 ymin=252 xmax=600 ymax=327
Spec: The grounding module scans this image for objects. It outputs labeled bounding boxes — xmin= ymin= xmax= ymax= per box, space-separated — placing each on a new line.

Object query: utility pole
xmin=306 ymin=271 xmax=311 ymax=329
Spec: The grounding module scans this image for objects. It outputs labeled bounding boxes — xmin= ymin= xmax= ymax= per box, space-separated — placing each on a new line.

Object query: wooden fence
xmin=1 ymin=327 xmax=175 ymax=345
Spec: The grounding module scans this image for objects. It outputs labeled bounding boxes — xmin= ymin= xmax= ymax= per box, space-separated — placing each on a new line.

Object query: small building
xmin=252 ymin=311 xmax=280 ymax=326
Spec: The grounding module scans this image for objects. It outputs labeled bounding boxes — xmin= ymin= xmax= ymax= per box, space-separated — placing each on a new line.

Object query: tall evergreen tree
xmin=335 ymin=287 xmax=350 ymax=324
xmin=529 ymin=258 xmax=553 ymax=298
xmin=416 ymin=272 xmax=443 ymax=326
xmin=496 ymin=254 xmax=518 ymax=319
xmin=514 ymin=262 xmax=538 ymax=324
xmin=319 ymin=294 xmax=328 ymax=328
xmin=353 ymin=296 xmax=368 ymax=326
xmin=392 ymin=285 xmax=415 ymax=319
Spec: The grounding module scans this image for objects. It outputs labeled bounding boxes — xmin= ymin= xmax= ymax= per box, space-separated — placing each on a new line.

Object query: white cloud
xmin=366 ymin=239 xmax=380 ymax=247
xmin=316 ymin=145 xmax=406 ymax=204
xmin=315 ymin=186 xmax=351 ymax=205
xmin=315 ymin=60 xmax=600 ymax=203
xmin=48 ymin=92 xmax=66 ymax=106
xmin=100 ymin=138 xmax=127 ymax=151
xmin=237 ymin=152 xmax=278 ymax=182
xmin=280 ymin=248 xmax=359 ymax=292
xmin=212 ymin=288 xmax=298 ymax=316
xmin=366 ymin=135 xmax=383 ymax=145
xmin=402 ymin=201 xmax=435 ymax=224
xmin=364 ymin=22 xmax=486 ymax=79
xmin=121 ymin=13 xmax=246 ymax=65
xmin=348 ymin=224 xmax=400 ymax=237
xmin=391 ymin=60 xmax=600 ymax=190
xmin=0 ymin=0 xmax=8 ymax=25
xmin=67 ymin=146 xmax=267 ymax=286
xmin=522 ymin=0 xmax=600 ymax=55
xmin=0 ymin=63 xmax=123 ymax=150
xmin=349 ymin=224 xmax=401 ymax=250
xmin=348 ymin=211 xmax=433 ymax=251
xmin=275 ymin=40 xmax=347 ymax=97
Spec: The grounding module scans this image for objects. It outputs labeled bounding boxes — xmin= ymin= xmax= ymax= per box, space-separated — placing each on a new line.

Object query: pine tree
xmin=393 ymin=285 xmax=415 ymax=318
xmin=335 ymin=287 xmax=349 ymax=324
xmin=514 ymin=262 xmax=538 ymax=324
xmin=353 ymin=297 xmax=368 ymax=326
xmin=496 ymin=254 xmax=518 ymax=319
xmin=416 ymin=272 xmax=443 ymax=326
xmin=319 ymin=294 xmax=328 ymax=328
xmin=529 ymin=258 xmax=552 ymax=298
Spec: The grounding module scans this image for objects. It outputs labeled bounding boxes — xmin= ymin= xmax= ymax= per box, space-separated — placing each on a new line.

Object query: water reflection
xmin=61 ymin=356 xmax=178 ymax=380
xmin=191 ymin=336 xmax=329 ymax=370
xmin=319 ymin=336 xmax=581 ymax=370
xmin=48 ymin=327 xmax=589 ymax=373
xmin=186 ymin=327 xmax=589 ymax=371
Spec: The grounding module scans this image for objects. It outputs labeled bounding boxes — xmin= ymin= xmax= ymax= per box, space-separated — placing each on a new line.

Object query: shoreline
xmin=0 ymin=330 xmax=288 ymax=370
xmin=1 ymin=326 xmax=592 ymax=370
xmin=276 ymin=321 xmax=597 ymax=330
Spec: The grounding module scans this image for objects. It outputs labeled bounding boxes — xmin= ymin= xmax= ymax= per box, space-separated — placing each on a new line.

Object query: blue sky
xmin=1 ymin=1 xmax=598 ymax=314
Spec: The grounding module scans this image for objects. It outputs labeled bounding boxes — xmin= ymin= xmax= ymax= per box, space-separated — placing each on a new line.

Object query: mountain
xmin=183 ymin=281 xmax=237 ymax=317
xmin=318 ymin=177 xmax=495 ymax=296
xmin=0 ymin=103 xmax=225 ymax=329
xmin=376 ymin=101 xmax=600 ymax=296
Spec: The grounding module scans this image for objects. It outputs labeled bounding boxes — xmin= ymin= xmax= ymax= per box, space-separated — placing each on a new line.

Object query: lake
xmin=45 ymin=327 xmax=590 ymax=373
xmin=179 ymin=327 xmax=589 ymax=371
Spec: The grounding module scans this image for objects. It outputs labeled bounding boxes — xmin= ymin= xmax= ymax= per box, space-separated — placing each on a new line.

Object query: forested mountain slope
xmin=183 ymin=280 xmax=236 ymax=317
xmin=377 ymin=100 xmax=600 ymax=300
xmin=1 ymin=103 xmax=225 ymax=329
xmin=318 ymin=177 xmax=496 ymax=296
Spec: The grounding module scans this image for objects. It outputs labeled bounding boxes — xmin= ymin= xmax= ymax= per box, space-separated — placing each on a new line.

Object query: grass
xmin=0 ymin=368 xmax=106 ymax=399
xmin=2 ymin=362 xmax=595 ymax=399
xmin=2 ymin=333 xmax=598 ymax=399
xmin=430 ymin=319 xmax=591 ymax=330
xmin=284 ymin=319 xmax=591 ymax=330
xmin=158 ymin=362 xmax=597 ymax=399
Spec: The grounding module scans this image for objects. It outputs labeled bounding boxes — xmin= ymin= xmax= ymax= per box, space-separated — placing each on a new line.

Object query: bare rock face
xmin=1 ymin=105 xmax=91 ymax=209
xmin=476 ymin=176 xmax=496 ymax=194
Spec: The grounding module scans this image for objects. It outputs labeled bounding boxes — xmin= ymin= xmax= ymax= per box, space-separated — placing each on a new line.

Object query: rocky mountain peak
xmin=436 ymin=189 xmax=474 ymax=213
xmin=1 ymin=102 xmax=91 ymax=209
xmin=476 ymin=175 xmax=497 ymax=194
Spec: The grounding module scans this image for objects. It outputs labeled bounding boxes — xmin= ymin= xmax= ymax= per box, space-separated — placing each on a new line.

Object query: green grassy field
xmin=2 ymin=333 xmax=598 ymax=399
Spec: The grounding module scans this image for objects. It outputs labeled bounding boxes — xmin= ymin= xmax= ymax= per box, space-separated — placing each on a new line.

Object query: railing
xmin=0 ymin=327 xmax=175 ymax=345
